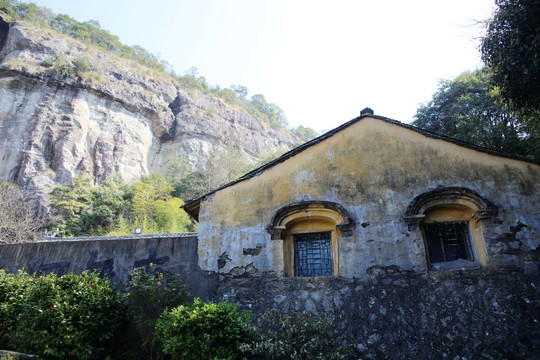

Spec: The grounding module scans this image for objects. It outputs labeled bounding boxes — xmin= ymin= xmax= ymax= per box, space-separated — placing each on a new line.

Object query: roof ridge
xmin=182 ymin=112 xmax=539 ymax=221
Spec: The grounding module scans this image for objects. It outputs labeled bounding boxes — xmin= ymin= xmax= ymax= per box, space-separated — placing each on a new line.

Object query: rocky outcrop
xmin=0 ymin=17 xmax=299 ymax=217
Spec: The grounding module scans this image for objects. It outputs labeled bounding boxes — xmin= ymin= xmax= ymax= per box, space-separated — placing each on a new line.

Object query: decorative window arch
xmin=404 ymin=187 xmax=496 ymax=269
xmin=266 ymin=201 xmax=355 ymax=277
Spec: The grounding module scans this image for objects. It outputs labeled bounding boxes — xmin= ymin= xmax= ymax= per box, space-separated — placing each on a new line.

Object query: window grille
xmin=294 ymin=231 xmax=333 ymax=277
xmin=424 ymin=221 xmax=473 ymax=263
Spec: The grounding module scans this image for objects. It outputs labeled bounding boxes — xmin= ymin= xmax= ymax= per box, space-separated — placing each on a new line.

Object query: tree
xmin=50 ymin=175 xmax=136 ymax=236
xmin=168 ymin=149 xmax=253 ymax=202
xmin=413 ymin=69 xmax=538 ymax=160
xmin=152 ymin=197 xmax=194 ymax=233
xmin=0 ymin=181 xmax=43 ymax=243
xmin=86 ymin=175 xmax=133 ymax=234
xmin=132 ymin=182 xmax=158 ymax=223
xmin=247 ymin=94 xmax=288 ymax=128
xmin=292 ymin=125 xmax=319 ymax=142
xmin=231 ymin=85 xmax=248 ymax=100
xmin=481 ymin=0 xmax=540 ymax=110
xmin=50 ymin=175 xmax=93 ymax=236
xmin=141 ymin=173 xmax=173 ymax=201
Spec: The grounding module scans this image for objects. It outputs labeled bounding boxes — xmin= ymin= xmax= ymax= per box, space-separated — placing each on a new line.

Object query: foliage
xmin=166 ymin=147 xmax=255 ymax=202
xmin=124 ymin=265 xmax=191 ymax=360
xmin=40 ymin=56 xmax=54 ymax=67
xmin=247 ymin=94 xmax=288 ymax=128
xmin=49 ymin=173 xmax=194 ymax=237
xmin=132 ymin=182 xmax=159 ymax=222
xmin=141 ymin=173 xmax=174 ymax=201
xmin=72 ymin=57 xmax=92 ymax=75
xmin=52 ymin=53 xmax=72 ymax=77
xmin=248 ymin=310 xmax=353 ymax=360
xmin=0 ymin=270 xmax=35 ymax=348
xmin=481 ymin=0 xmax=540 ymax=110
xmin=413 ymin=68 xmax=539 ymax=161
xmin=0 ymin=181 xmax=43 ymax=243
xmin=0 ymin=270 xmax=126 ymax=360
xmin=85 ymin=175 xmax=134 ymax=234
xmin=50 ymin=175 xmax=94 ymax=236
xmin=152 ymin=197 xmax=192 ymax=233
xmin=155 ymin=299 xmax=256 ymax=360
xmin=292 ymin=125 xmax=319 ymax=142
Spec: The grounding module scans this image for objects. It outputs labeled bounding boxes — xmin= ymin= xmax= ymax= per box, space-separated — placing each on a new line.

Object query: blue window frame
xmin=294 ymin=231 xmax=333 ymax=277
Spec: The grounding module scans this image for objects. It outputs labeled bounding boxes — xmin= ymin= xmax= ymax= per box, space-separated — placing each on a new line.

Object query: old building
xmin=184 ymin=108 xmax=540 ymax=277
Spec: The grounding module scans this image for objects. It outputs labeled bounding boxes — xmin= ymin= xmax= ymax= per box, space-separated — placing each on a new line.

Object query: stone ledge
xmin=40 ymin=232 xmax=198 ymax=242
xmin=0 ymin=350 xmax=39 ymax=359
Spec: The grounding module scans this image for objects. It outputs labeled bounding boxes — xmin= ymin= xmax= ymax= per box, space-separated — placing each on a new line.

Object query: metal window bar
xmin=294 ymin=231 xmax=333 ymax=277
xmin=424 ymin=221 xmax=473 ymax=263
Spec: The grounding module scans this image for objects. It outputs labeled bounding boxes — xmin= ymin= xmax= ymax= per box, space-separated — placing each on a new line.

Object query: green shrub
xmin=124 ymin=265 xmax=191 ymax=359
xmin=249 ymin=309 xmax=353 ymax=360
xmin=156 ymin=299 xmax=256 ymax=360
xmin=0 ymin=270 xmax=37 ymax=349
xmin=0 ymin=270 xmax=126 ymax=360
xmin=73 ymin=57 xmax=92 ymax=75
xmin=40 ymin=56 xmax=54 ymax=68
xmin=53 ymin=53 xmax=72 ymax=77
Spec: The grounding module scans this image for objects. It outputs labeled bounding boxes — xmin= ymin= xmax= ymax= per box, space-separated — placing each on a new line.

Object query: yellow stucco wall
xmin=198 ymin=117 xmax=540 ymax=276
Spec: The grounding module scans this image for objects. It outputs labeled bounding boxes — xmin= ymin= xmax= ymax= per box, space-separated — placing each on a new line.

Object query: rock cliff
xmin=0 ymin=17 xmax=299 ymax=217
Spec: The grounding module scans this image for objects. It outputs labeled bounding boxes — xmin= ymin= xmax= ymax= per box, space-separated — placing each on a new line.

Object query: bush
xmin=0 ymin=270 xmax=126 ymax=360
xmin=156 ymin=299 xmax=256 ymax=360
xmin=53 ymin=53 xmax=72 ymax=77
xmin=0 ymin=270 xmax=36 ymax=349
xmin=40 ymin=56 xmax=54 ymax=68
xmin=124 ymin=265 xmax=191 ymax=359
xmin=249 ymin=309 xmax=353 ymax=360
xmin=73 ymin=57 xmax=92 ymax=75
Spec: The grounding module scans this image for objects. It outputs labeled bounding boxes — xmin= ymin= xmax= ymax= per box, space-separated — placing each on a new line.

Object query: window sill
xmin=430 ymin=258 xmax=480 ymax=271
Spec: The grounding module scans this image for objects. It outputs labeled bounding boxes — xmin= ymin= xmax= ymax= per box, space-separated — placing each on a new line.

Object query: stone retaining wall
xmin=2 ymin=235 xmax=539 ymax=359
xmin=217 ymin=267 xmax=540 ymax=359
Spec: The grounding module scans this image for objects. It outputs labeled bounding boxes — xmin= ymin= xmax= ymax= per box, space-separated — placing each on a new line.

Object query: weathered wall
xmin=197 ymin=117 xmax=540 ymax=276
xmin=217 ymin=267 xmax=540 ymax=360
xmin=0 ymin=233 xmax=216 ymax=299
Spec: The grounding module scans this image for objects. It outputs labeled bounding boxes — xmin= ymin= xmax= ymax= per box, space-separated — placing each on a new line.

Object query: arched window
xmin=404 ymin=187 xmax=496 ymax=269
xmin=266 ymin=201 xmax=354 ymax=277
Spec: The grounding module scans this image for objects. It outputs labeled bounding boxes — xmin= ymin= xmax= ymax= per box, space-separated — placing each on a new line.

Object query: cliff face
xmin=0 ymin=18 xmax=299 ymax=217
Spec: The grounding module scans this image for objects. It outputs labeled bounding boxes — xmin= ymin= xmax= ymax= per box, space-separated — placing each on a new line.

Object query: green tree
xmin=248 ymin=94 xmax=288 ymax=128
xmin=167 ymin=148 xmax=253 ymax=201
xmin=231 ymin=84 xmax=248 ymax=100
xmin=481 ymin=0 xmax=540 ymax=110
xmin=132 ymin=182 xmax=158 ymax=223
xmin=413 ymin=69 xmax=537 ymax=160
xmin=217 ymin=88 xmax=239 ymax=105
xmin=292 ymin=125 xmax=319 ymax=142
xmin=141 ymin=173 xmax=173 ymax=201
xmin=50 ymin=175 xmax=93 ymax=236
xmin=86 ymin=175 xmax=133 ymax=234
xmin=50 ymin=175 xmax=134 ymax=236
xmin=152 ymin=197 xmax=194 ymax=233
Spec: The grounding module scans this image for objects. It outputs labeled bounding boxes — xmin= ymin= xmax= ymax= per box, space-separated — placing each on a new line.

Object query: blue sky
xmin=32 ymin=0 xmax=495 ymax=132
